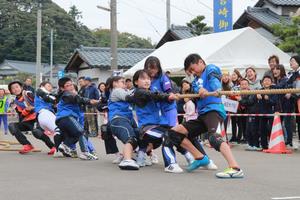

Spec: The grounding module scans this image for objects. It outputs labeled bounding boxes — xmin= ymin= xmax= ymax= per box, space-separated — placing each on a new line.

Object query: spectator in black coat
xmin=273 ymin=64 xmax=295 ymax=147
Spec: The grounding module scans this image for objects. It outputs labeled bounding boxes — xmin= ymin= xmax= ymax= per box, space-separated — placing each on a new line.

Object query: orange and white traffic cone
xmin=263 ymin=115 xmax=292 ymax=154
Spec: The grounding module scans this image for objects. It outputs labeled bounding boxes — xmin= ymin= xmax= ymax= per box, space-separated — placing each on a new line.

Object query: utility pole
xmin=110 ymin=0 xmax=118 ymax=71
xmin=166 ymin=0 xmax=171 ymax=30
xmin=50 ymin=28 xmax=53 ymax=84
xmin=36 ymin=2 xmax=42 ymax=88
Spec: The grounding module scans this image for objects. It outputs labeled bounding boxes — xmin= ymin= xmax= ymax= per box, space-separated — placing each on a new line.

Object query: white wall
xmin=78 ymin=65 xmax=112 ymax=85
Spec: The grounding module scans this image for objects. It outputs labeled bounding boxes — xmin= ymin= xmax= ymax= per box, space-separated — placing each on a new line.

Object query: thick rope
xmin=177 ymin=88 xmax=300 ymax=99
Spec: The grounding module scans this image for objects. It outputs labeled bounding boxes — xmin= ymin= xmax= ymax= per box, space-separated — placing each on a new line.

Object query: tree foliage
xmin=186 ymin=15 xmax=212 ymax=36
xmin=68 ymin=5 xmax=82 ymax=22
xmin=92 ymin=29 xmax=154 ymax=48
xmin=0 ymin=0 xmax=154 ymax=65
xmin=272 ymin=16 xmax=300 ymax=54
xmin=0 ymin=0 xmax=97 ymax=64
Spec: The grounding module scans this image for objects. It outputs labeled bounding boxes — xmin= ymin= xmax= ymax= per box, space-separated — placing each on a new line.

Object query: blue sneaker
xmin=186 ymin=155 xmax=209 ymax=172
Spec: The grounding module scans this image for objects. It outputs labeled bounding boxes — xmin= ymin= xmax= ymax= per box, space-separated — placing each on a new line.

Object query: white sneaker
xmin=165 ymin=163 xmax=183 ymax=173
xmin=136 ymin=151 xmax=146 ymax=167
xmin=150 ymin=152 xmax=159 ymax=164
xmin=216 ymin=168 xmax=244 ymax=178
xmin=184 ymin=152 xmax=195 ymax=165
xmin=112 ymin=153 xmax=123 ymax=164
xmin=89 ymin=152 xmax=99 ymax=160
xmin=145 ymin=156 xmax=152 ymax=166
xmin=200 ymin=159 xmax=218 ymax=170
xmin=119 ymin=159 xmax=139 ymax=170
xmin=53 ymin=151 xmax=64 ymax=158
xmin=79 ymin=152 xmax=94 ymax=160
xmin=292 ymin=141 xmax=299 ymax=150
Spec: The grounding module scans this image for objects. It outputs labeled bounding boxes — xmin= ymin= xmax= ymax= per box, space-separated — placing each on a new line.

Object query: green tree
xmin=186 ymin=15 xmax=212 ymax=36
xmin=92 ymin=29 xmax=154 ymax=48
xmin=68 ymin=5 xmax=82 ymax=23
xmin=0 ymin=0 xmax=97 ymax=64
xmin=272 ymin=16 xmax=300 ymax=54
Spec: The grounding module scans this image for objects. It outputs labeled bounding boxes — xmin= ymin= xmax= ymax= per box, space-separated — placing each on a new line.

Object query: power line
xmin=155 ymin=0 xmax=213 ymax=24
xmin=120 ymin=1 xmax=162 ymax=37
xmin=196 ymin=0 xmax=213 ymax=12
xmin=120 ymin=1 xmax=165 ymax=21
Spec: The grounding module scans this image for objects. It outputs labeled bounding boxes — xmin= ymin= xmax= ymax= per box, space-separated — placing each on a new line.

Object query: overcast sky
xmin=52 ymin=0 xmax=257 ymax=43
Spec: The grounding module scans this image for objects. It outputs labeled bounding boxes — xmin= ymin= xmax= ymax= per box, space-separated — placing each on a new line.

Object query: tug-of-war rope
xmin=177 ymin=88 xmax=300 ymax=99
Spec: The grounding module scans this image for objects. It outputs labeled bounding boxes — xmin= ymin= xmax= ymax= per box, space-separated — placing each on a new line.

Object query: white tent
xmin=124 ymin=27 xmax=291 ymax=77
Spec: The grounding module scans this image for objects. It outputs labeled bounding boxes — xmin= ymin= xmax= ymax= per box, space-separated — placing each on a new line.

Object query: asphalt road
xmin=0 ymin=134 xmax=299 ymax=200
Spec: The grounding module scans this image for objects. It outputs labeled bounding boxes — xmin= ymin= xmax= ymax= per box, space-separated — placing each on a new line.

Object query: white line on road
xmin=272 ymin=197 xmax=300 ymax=200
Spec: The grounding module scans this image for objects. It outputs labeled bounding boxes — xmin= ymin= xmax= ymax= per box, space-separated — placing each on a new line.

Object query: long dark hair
xmin=144 ymin=56 xmax=162 ymax=77
xmin=232 ymin=69 xmax=242 ymax=85
xmin=273 ymin=64 xmax=286 ymax=83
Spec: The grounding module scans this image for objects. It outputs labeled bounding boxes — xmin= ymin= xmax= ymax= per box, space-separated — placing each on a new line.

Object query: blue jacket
xmin=84 ymin=84 xmax=100 ymax=100
xmin=56 ymin=91 xmax=90 ymax=121
xmin=34 ymin=88 xmax=56 ymax=113
xmin=192 ymin=64 xmax=226 ymax=119
xmin=108 ymin=100 xmax=133 ymax=121
xmin=34 ymin=95 xmax=54 ymax=113
xmin=128 ymin=88 xmax=171 ymax=127
xmin=150 ymin=74 xmax=177 ymax=112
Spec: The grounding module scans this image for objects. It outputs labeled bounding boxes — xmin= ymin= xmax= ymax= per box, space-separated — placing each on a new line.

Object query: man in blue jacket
xmin=84 ymin=77 xmax=100 ymax=137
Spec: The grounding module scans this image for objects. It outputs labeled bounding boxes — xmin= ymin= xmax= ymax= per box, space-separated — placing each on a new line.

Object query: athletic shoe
xmin=79 ymin=152 xmax=94 ymax=160
xmin=90 ymin=151 xmax=99 ymax=160
xmin=47 ymin=147 xmax=56 ymax=155
xmin=255 ymin=147 xmax=263 ymax=151
xmin=150 ymin=152 xmax=159 ymax=164
xmin=19 ymin=144 xmax=34 ymax=154
xmin=186 ymin=155 xmax=210 ymax=172
xmin=215 ymin=167 xmax=244 ymax=178
xmin=136 ymin=151 xmax=146 ymax=167
xmin=58 ymin=144 xmax=72 ymax=157
xmin=112 ymin=153 xmax=124 ymax=164
xmin=53 ymin=151 xmax=64 ymax=158
xmin=200 ymin=159 xmax=218 ymax=170
xmin=184 ymin=152 xmax=195 ymax=165
xmin=165 ymin=163 xmax=183 ymax=173
xmin=119 ymin=159 xmax=139 ymax=170
xmin=245 ymin=145 xmax=256 ymax=151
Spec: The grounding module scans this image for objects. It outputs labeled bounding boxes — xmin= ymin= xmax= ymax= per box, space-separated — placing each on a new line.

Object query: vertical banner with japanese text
xmin=213 ymin=0 xmax=233 ymax=33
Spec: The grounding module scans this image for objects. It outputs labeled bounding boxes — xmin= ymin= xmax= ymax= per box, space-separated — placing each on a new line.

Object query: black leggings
xmin=8 ymin=120 xmax=54 ymax=148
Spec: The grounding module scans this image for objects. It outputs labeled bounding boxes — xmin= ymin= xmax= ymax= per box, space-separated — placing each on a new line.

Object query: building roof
xmin=255 ymin=0 xmax=300 ymax=7
xmin=0 ymin=60 xmax=65 ymax=76
xmin=155 ymin=25 xmax=196 ymax=48
xmin=65 ymin=46 xmax=154 ymax=72
xmin=234 ymin=7 xmax=290 ymax=31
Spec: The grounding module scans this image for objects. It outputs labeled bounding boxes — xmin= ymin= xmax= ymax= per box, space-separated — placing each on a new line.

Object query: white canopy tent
xmin=124 ymin=27 xmax=291 ymax=78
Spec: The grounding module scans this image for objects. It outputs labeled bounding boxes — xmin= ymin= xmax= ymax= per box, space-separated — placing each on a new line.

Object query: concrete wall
xmin=78 ymin=63 xmax=112 ymax=85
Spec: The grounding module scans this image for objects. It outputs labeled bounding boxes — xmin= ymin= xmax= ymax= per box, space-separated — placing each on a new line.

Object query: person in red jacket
xmin=8 ymin=81 xmax=54 ymax=154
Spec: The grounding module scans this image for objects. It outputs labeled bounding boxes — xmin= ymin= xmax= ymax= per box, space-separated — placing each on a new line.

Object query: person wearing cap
xmin=7 ymin=81 xmax=55 ymax=154
xmin=83 ymin=77 xmax=100 ymax=137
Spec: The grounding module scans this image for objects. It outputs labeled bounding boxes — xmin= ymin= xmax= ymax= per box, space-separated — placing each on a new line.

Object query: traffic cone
xmin=263 ymin=115 xmax=292 ymax=154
